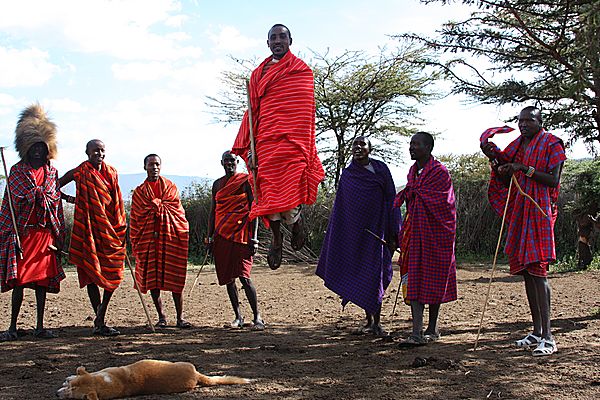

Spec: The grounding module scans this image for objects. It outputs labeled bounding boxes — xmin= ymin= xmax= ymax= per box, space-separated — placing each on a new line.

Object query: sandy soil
xmin=0 ymin=263 xmax=599 ymax=399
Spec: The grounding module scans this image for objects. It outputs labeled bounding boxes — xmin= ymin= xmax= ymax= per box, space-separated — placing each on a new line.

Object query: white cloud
xmin=0 ymin=0 xmax=202 ymax=61
xmin=42 ymin=98 xmax=86 ymax=113
xmin=165 ymin=14 xmax=189 ymax=28
xmin=207 ymin=25 xmax=262 ymax=52
xmin=112 ymin=62 xmax=173 ymax=81
xmin=0 ymin=47 xmax=59 ymax=87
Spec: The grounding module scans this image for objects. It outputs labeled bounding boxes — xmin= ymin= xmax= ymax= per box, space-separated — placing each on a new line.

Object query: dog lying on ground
xmin=56 ymin=359 xmax=251 ymax=399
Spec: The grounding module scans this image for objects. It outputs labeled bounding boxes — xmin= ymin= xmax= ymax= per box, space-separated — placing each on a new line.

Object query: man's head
xmin=144 ymin=154 xmax=161 ymax=182
xmin=409 ymin=132 xmax=434 ymax=162
xmin=352 ymin=136 xmax=372 ymax=165
xmin=267 ymin=24 xmax=292 ymax=60
xmin=26 ymin=141 xmax=49 ymax=168
xmin=85 ymin=139 xmax=105 ymax=170
xmin=221 ymin=151 xmax=237 ymax=176
xmin=518 ymin=106 xmax=543 ymax=139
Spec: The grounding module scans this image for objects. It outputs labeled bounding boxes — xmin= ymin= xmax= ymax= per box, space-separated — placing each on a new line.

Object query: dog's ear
xmin=76 ymin=366 xmax=88 ymax=375
xmin=84 ymin=392 xmax=99 ymax=400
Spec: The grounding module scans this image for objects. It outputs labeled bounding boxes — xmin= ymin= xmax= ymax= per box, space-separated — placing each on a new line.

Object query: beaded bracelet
xmin=525 ymin=166 xmax=535 ymax=178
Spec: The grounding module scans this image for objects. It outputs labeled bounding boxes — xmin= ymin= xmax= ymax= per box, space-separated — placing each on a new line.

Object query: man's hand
xmin=480 ymin=142 xmax=497 ymax=160
xmin=249 ymin=238 xmax=259 ymax=256
xmin=497 ymin=163 xmax=525 ymax=177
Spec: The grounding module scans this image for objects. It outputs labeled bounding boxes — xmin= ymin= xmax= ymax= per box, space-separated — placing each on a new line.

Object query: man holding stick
xmin=395 ymin=132 xmax=457 ymax=346
xmin=0 ymin=104 xmax=66 ymax=341
xmin=130 ymin=154 xmax=191 ymax=329
xmin=207 ymin=151 xmax=263 ymax=330
xmin=232 ymin=23 xmax=324 ymax=270
xmin=316 ymin=137 xmax=398 ymax=336
xmin=59 ymin=139 xmax=126 ymax=336
xmin=481 ymin=106 xmax=566 ymax=356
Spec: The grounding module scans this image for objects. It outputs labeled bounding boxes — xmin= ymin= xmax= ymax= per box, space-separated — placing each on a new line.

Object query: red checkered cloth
xmin=479 ymin=126 xmax=515 ymax=145
xmin=487 ymin=130 xmax=566 ymax=267
xmin=394 ymin=157 xmax=457 ymax=305
xmin=232 ymin=51 xmax=324 ymax=220
xmin=0 ymin=161 xmax=65 ymax=293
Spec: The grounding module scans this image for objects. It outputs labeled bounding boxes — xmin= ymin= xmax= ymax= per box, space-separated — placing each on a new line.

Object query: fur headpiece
xmin=14 ymin=103 xmax=58 ymax=161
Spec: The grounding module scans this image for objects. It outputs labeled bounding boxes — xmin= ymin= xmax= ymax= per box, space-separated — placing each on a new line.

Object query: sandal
xmin=267 ymin=243 xmax=283 ymax=270
xmin=0 ymin=330 xmax=18 ymax=342
xmin=176 ymin=320 xmax=192 ymax=329
xmin=290 ymin=217 xmax=306 ymax=251
xmin=93 ymin=325 xmax=120 ymax=337
xmin=155 ymin=319 xmax=168 ymax=329
xmin=34 ymin=328 xmax=58 ymax=339
xmin=398 ymin=334 xmax=427 ymax=348
xmin=225 ymin=318 xmax=244 ymax=329
xmin=372 ymin=325 xmax=389 ymax=338
xmin=515 ymin=333 xmax=542 ymax=348
xmin=532 ymin=338 xmax=557 ymax=357
xmin=423 ymin=331 xmax=441 ymax=343
xmin=251 ymin=319 xmax=265 ymax=331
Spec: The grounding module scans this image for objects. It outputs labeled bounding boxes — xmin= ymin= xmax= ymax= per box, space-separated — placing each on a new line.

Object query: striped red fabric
xmin=232 ymin=51 xmax=324 ymax=219
xmin=69 ymin=161 xmax=126 ymax=291
xmin=130 ymin=177 xmax=189 ymax=294
xmin=214 ymin=173 xmax=251 ymax=244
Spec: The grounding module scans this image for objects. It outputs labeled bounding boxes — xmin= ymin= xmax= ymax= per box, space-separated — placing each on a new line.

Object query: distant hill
xmin=2 ymin=173 xmax=212 ymax=200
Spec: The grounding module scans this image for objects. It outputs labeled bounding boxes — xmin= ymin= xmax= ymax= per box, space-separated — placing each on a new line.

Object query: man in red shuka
xmin=232 ymin=24 xmax=324 ymax=270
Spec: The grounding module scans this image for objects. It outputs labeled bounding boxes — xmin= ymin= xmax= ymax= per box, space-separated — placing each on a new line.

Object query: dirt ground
xmin=0 ymin=262 xmax=599 ymax=400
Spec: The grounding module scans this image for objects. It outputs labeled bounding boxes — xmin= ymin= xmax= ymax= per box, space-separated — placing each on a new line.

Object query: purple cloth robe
xmin=316 ymin=159 xmax=398 ymax=314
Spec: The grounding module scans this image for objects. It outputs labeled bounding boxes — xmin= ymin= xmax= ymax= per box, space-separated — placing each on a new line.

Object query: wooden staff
xmin=474 ymin=177 xmax=513 ymax=350
xmin=0 ymin=147 xmax=23 ymax=259
xmin=245 ymin=79 xmax=260 ymax=244
xmin=124 ymin=251 xmax=155 ymax=333
xmin=188 ymin=250 xmax=210 ymax=297
xmin=365 ymin=228 xmax=403 ymax=317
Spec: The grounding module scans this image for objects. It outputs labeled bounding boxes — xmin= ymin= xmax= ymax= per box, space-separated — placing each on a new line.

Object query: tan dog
xmin=56 ymin=359 xmax=250 ymax=399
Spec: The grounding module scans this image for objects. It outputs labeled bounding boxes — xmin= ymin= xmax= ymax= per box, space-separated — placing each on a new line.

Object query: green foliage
xmin=551 ymin=254 xmax=600 ymax=273
xmin=440 ymin=153 xmax=503 ymax=257
xmin=400 ymin=0 xmax=600 ymax=150
xmin=180 ymin=181 xmax=213 ymax=264
xmin=312 ymin=47 xmax=438 ymax=187
xmin=561 ymin=158 xmax=600 ymax=217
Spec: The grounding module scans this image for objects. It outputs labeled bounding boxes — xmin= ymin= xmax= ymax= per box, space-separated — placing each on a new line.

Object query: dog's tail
xmin=197 ymin=372 xmax=251 ymax=386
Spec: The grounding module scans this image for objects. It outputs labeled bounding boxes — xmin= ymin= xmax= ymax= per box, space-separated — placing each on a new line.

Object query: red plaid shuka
xmin=487 ymin=130 xmax=566 ymax=268
xmin=232 ymin=51 xmax=324 ymax=220
xmin=70 ymin=161 xmax=126 ymax=291
xmin=0 ymin=161 xmax=65 ymax=293
xmin=394 ymin=157 xmax=457 ymax=305
xmin=130 ymin=177 xmax=189 ymax=294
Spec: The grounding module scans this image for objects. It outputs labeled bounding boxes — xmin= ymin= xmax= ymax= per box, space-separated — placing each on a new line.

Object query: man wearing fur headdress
xmin=0 ymin=104 xmax=66 ymax=342
xmin=60 ymin=140 xmax=126 ymax=337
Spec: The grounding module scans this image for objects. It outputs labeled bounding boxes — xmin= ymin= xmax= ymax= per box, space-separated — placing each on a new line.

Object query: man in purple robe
xmin=316 ymin=136 xmax=398 ymax=336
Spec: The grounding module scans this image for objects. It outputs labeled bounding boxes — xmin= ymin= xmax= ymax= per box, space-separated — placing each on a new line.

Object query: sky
xmin=0 ymin=0 xmax=591 ymax=185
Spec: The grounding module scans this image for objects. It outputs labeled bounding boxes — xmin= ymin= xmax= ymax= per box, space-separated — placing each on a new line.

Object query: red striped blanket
xmin=69 ymin=161 xmax=126 ymax=291
xmin=130 ymin=177 xmax=189 ymax=294
xmin=232 ymin=51 xmax=324 ymax=219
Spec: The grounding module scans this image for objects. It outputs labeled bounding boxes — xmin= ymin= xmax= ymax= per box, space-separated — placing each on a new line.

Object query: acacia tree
xmin=313 ymin=47 xmax=436 ymax=186
xmin=397 ymin=0 xmax=600 ymax=149
xmin=206 ymin=47 xmax=438 ymax=187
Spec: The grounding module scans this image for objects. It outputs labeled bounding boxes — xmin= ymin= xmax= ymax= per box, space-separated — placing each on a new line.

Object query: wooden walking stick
xmin=188 ymin=250 xmax=210 ymax=297
xmin=0 ymin=147 xmax=23 ymax=259
xmin=124 ymin=251 xmax=155 ymax=333
xmin=245 ymin=79 xmax=260 ymax=244
xmin=474 ymin=177 xmax=514 ymax=350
